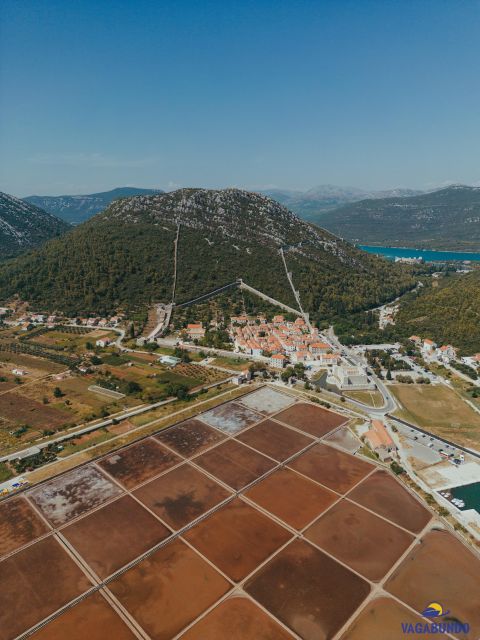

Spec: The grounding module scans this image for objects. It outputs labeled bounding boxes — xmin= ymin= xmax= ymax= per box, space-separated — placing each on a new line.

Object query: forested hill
xmin=317 ymin=185 xmax=480 ymax=251
xmin=25 ymin=187 xmax=163 ymax=224
xmin=0 ymin=192 xmax=71 ymax=258
xmin=395 ymin=271 xmax=480 ymax=353
xmin=0 ymin=188 xmax=416 ymax=316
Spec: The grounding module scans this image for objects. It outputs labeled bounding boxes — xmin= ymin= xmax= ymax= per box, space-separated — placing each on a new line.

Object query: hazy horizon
xmin=10 ymin=179 xmax=480 ymax=200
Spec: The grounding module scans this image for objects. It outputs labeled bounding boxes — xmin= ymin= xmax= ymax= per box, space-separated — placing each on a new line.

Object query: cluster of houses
xmin=229 ymin=314 xmax=340 ymax=369
xmin=379 ymin=304 xmax=398 ymax=329
xmin=70 ymin=315 xmax=123 ymax=328
xmin=14 ymin=313 xmax=61 ymax=330
xmin=409 ymin=335 xmax=480 ymax=369
xmin=183 ymin=323 xmax=206 ymax=339
xmin=9 ymin=313 xmax=123 ymax=332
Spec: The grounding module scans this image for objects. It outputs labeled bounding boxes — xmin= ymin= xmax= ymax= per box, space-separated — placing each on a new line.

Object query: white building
xmin=12 ymin=368 xmax=28 ymax=376
xmin=422 ymin=338 xmax=437 ymax=354
xmin=331 ymin=364 xmax=375 ymax=390
xmin=437 ymin=345 xmax=457 ymax=363
xmin=95 ymin=339 xmax=112 ymax=348
xmin=269 ymin=354 xmax=287 ymax=368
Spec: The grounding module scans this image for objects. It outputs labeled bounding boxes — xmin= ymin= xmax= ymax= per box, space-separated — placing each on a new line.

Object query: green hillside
xmin=0 ymin=188 xmax=417 ymax=318
xmin=395 ymin=271 xmax=480 ymax=353
xmin=316 ymin=186 xmax=480 ymax=251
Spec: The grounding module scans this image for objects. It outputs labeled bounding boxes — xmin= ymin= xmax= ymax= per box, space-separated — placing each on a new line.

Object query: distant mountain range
xmin=24 ymin=184 xmax=421 ymax=226
xmin=316 ymin=185 xmax=480 ymax=251
xmin=260 ymin=185 xmax=423 ymax=221
xmin=0 ymin=192 xmax=70 ymax=258
xmin=0 ymin=189 xmax=415 ymax=316
xmin=25 ymin=187 xmax=164 ymax=224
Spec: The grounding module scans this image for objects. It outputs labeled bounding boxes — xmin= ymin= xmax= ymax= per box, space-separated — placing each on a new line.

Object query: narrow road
xmin=154 ymin=336 xmax=270 ymax=363
xmin=146 ymin=303 xmax=173 ymax=340
xmin=443 ymin=360 xmax=480 ymax=387
xmin=0 ymin=376 xmax=232 ymax=463
xmin=326 ymin=326 xmax=397 ymax=414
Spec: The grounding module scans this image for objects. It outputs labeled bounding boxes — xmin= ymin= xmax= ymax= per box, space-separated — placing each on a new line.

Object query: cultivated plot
xmin=385 ymin=529 xmax=480 ymax=638
xmin=348 ymin=470 xmax=431 ymax=533
xmin=183 ymin=498 xmax=292 ymax=581
xmin=0 ymin=535 xmax=92 ymax=640
xmin=108 ymin=538 xmax=231 ymax=640
xmin=194 ymin=439 xmax=276 ymax=490
xmin=304 ymin=499 xmax=414 ymax=581
xmin=0 ymin=393 xmax=70 ymax=431
xmin=200 ymin=401 xmax=262 ymax=434
xmin=0 ymin=496 xmax=49 ymax=558
xmin=180 ymin=596 xmax=295 ymax=639
xmin=245 ymin=538 xmax=370 ymax=640
xmin=29 ymin=591 xmax=137 ymax=640
xmin=239 ymin=387 xmax=295 ymax=415
xmin=97 ymin=438 xmax=181 ymax=489
xmin=62 ymin=495 xmax=171 ymax=578
xmin=275 ymin=402 xmax=347 ymax=437
xmin=236 ymin=418 xmax=313 ymax=462
xmin=289 ymin=443 xmax=373 ymax=493
xmin=155 ymin=418 xmax=225 ymax=457
xmin=134 ymin=463 xmax=231 ymax=530
xmin=245 ymin=468 xmax=337 ymax=530
xmin=28 ymin=466 xmax=123 ymax=527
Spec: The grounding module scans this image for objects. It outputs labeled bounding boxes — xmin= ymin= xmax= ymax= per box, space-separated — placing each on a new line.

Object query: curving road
xmin=326 ymin=326 xmax=397 ymax=414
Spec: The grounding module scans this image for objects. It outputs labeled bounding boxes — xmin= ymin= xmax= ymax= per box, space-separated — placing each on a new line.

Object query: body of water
xmin=450 ymin=482 xmax=480 ymax=515
xmin=360 ymin=245 xmax=480 ymax=262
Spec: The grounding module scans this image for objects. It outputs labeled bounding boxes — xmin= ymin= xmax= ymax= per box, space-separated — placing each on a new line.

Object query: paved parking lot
xmin=393 ymin=421 xmax=461 ymax=463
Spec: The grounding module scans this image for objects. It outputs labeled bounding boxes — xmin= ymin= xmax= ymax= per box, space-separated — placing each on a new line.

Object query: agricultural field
xmin=96 ymin=360 xmax=204 ymax=400
xmin=391 ymin=383 xmax=480 ymax=448
xmin=174 ymin=362 xmax=225 ymax=384
xmin=0 ymin=335 xmax=228 ymax=456
xmin=126 ymin=351 xmax=160 ymax=364
xmin=17 ymin=383 xmax=242 ymax=486
xmin=343 ymin=389 xmax=384 ymax=408
xmin=28 ymin=328 xmax=115 ymax=351
xmin=0 ymin=352 xmax=73 ymax=452
xmin=0 ymin=351 xmax=64 ymax=376
xmin=210 ymin=355 xmax=253 ymax=371
xmin=0 ymin=370 xmax=140 ymax=455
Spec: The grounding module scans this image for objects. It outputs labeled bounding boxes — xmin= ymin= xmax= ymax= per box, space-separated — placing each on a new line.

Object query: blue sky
xmin=1 ymin=0 xmax=479 ymax=196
